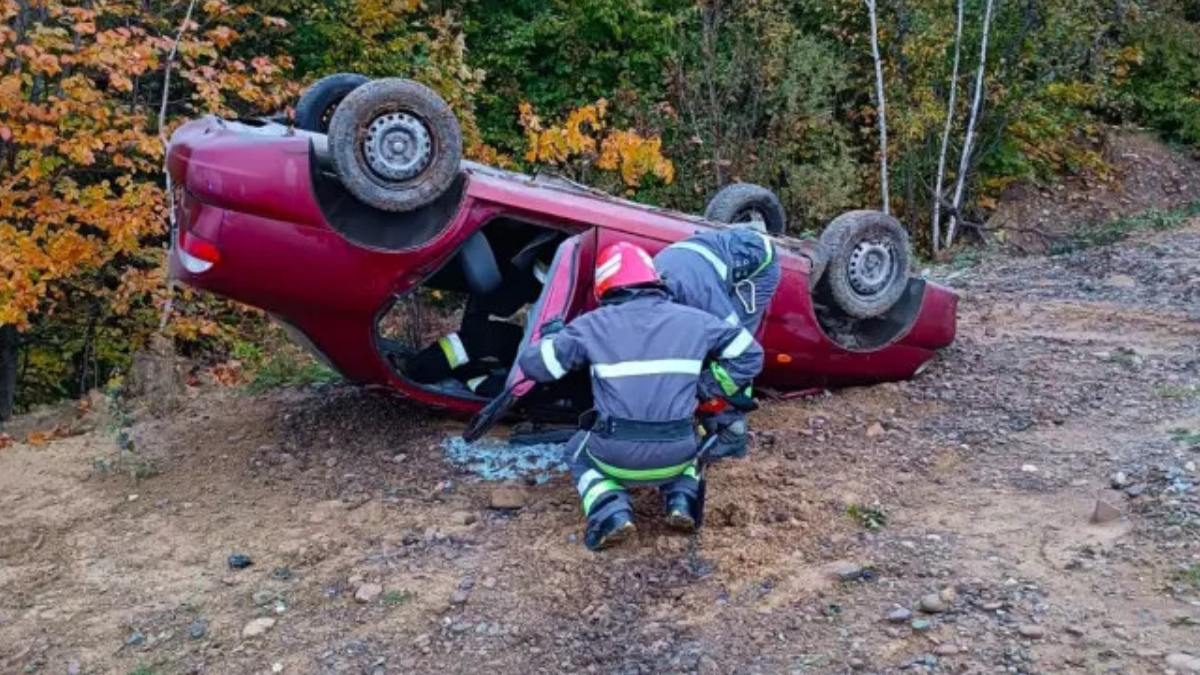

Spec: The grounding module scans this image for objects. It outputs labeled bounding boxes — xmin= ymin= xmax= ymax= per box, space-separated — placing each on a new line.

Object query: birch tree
xmin=931 ymin=0 xmax=965 ymax=254
xmin=865 ymin=0 xmax=890 ymax=215
xmin=946 ymin=0 xmax=997 ymax=248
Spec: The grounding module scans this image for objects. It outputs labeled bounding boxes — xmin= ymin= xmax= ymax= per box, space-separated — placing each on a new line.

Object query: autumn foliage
xmin=519 ymin=99 xmax=674 ymax=189
xmin=0 ymin=0 xmax=297 ymax=413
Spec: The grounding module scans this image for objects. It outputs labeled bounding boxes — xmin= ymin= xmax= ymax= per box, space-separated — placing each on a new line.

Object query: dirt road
xmin=2 ymin=221 xmax=1199 ymax=675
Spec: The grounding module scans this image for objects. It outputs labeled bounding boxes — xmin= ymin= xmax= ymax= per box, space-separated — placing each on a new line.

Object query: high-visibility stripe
xmin=682 ymin=465 xmax=699 ymax=480
xmin=540 ymin=338 xmax=566 ymax=380
xmin=669 ymin=242 xmax=728 ymax=280
xmin=588 ymin=453 xmax=694 ymax=482
xmin=710 ymin=361 xmax=739 ymax=396
xmin=724 ymin=312 xmax=741 ymax=326
xmin=750 ymin=231 xmax=775 ymax=278
xmin=533 ymin=261 xmax=549 ymax=284
xmin=581 ymin=479 xmax=624 ymax=514
xmin=592 ymin=359 xmax=701 ymax=379
xmin=721 ymin=329 xmax=755 ymax=359
xmin=438 ymin=333 xmax=469 ymax=369
xmin=466 ymin=375 xmax=487 ymax=392
xmin=595 ymin=254 xmax=623 ymax=283
xmin=576 ymin=469 xmax=604 ymax=495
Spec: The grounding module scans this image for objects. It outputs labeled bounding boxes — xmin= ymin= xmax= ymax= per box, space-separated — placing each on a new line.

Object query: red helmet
xmin=594 ymin=242 xmax=660 ymax=299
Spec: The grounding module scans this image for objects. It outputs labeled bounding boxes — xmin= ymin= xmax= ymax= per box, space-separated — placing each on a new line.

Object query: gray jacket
xmin=518 ymin=289 xmax=763 ymax=474
xmin=654 ymin=229 xmax=782 ymax=335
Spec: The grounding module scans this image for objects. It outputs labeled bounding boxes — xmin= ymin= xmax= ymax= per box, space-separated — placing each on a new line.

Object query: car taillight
xmin=177 ymin=225 xmax=221 ymax=273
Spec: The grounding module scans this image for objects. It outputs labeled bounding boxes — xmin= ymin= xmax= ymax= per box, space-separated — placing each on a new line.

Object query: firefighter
xmin=653 ymin=228 xmax=781 ymax=460
xmin=516 ymin=242 xmax=763 ymax=550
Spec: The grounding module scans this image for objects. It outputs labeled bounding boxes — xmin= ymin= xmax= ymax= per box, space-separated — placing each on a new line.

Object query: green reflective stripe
xmin=748 ymin=232 xmax=774 ymax=279
xmin=710 ymin=362 xmax=739 ymax=396
xmin=581 ymin=479 xmax=624 ymax=514
xmin=438 ymin=333 xmax=469 ymax=369
xmin=589 ymin=453 xmax=693 ymax=482
xmin=682 ymin=465 xmax=699 ymax=480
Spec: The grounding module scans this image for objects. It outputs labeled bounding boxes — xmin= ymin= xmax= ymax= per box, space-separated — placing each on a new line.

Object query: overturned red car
xmin=166 ymin=76 xmax=956 ymax=433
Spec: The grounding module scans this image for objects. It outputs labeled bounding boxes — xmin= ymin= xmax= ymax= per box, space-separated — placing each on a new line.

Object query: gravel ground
xmin=1 ymin=220 xmax=1199 ymax=675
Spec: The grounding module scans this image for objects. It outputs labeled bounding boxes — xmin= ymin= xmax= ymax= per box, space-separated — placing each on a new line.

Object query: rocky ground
xmin=2 ymin=219 xmax=1200 ymax=675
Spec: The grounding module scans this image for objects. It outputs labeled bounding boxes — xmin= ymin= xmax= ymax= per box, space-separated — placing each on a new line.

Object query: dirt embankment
xmin=989 ymin=129 xmax=1200 ymax=254
xmin=3 ymin=179 xmax=1200 ymax=674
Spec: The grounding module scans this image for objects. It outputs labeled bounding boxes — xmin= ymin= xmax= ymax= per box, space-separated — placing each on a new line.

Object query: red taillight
xmin=176 ymin=226 xmax=220 ymax=273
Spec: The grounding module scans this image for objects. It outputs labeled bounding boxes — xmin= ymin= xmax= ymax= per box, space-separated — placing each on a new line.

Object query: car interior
xmin=374 ymin=217 xmax=593 ymax=421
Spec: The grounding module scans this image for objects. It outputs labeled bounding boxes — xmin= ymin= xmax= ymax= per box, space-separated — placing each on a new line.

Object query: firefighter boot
xmin=664 ymin=492 xmax=698 ymax=533
xmin=585 ymin=510 xmax=636 ymax=551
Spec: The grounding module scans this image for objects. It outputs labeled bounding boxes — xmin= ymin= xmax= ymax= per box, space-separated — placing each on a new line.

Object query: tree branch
xmin=931 ymin=0 xmax=964 ymax=254
xmin=865 ymin=0 xmax=890 ymax=215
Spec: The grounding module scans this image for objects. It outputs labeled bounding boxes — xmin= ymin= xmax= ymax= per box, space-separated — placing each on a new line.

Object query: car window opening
xmin=375 ymin=217 xmax=588 ymax=413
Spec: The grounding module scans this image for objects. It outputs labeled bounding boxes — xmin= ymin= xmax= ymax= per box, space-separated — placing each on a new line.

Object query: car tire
xmin=704 ymin=183 xmax=787 ymax=235
xmin=815 ymin=210 xmax=911 ymax=319
xmin=327 ymin=78 xmax=463 ymax=213
xmin=294 ymin=73 xmax=370 ymax=134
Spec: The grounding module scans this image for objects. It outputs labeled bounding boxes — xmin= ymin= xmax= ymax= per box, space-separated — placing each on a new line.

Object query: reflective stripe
xmin=582 ymin=479 xmax=624 ymax=514
xmin=438 ymin=333 xmax=469 ymax=369
xmin=588 ymin=453 xmax=694 ymax=482
xmin=682 ymin=465 xmax=699 ymax=480
xmin=592 ymin=359 xmax=702 ymax=379
xmin=540 ymin=338 xmax=566 ymax=380
xmin=747 ymin=231 xmax=775 ymax=279
xmin=721 ymin=329 xmax=755 ymax=359
xmin=669 ymin=242 xmax=728 ymax=280
xmin=710 ymin=362 xmax=739 ymax=396
xmin=595 ymin=254 xmax=623 ymax=284
xmin=724 ymin=312 xmax=741 ymax=326
xmin=533 ymin=261 xmax=549 ymax=284
xmin=466 ymin=375 xmax=487 ymax=392
xmin=576 ymin=469 xmax=604 ymax=495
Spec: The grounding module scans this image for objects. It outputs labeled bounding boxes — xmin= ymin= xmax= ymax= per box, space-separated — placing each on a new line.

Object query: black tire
xmin=704 ymin=183 xmax=787 ymax=235
xmin=815 ymin=210 xmax=911 ymax=319
xmin=294 ymin=73 xmax=370 ymax=133
xmin=327 ymin=78 xmax=463 ymax=213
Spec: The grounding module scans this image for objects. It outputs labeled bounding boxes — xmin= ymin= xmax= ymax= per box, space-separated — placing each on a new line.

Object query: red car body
xmin=167 ymin=116 xmax=956 ymax=416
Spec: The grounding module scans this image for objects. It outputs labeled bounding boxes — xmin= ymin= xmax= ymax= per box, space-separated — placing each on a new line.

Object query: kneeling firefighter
xmin=516 ymin=242 xmax=764 ymax=550
xmin=653 ymin=228 xmax=782 ymax=460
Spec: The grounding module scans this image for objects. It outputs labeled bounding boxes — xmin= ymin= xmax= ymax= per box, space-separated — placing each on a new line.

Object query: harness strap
xmin=582 ymin=413 xmax=695 ymax=441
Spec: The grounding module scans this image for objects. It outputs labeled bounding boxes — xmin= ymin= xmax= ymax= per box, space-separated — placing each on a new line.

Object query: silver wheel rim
xmin=363 ymin=111 xmax=433 ymax=182
xmin=736 ymin=208 xmax=767 ymax=224
xmin=848 ymin=240 xmax=894 ymax=296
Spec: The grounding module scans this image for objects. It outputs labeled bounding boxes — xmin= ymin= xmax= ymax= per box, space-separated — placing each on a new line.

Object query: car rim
xmin=847 ymin=239 xmax=894 ymax=296
xmin=363 ymin=111 xmax=433 ymax=182
xmin=735 ymin=208 xmax=767 ymax=224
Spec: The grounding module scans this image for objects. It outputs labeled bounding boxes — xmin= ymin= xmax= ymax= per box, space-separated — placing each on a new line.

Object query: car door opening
xmin=375 ymin=218 xmax=592 ymax=419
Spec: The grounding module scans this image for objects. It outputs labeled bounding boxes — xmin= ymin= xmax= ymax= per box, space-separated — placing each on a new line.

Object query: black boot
xmin=585 ymin=510 xmax=636 ymax=551
xmin=664 ymin=493 xmax=697 ymax=532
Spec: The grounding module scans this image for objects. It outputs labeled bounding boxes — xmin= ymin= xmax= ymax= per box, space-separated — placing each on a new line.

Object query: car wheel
xmin=815 ymin=210 xmax=911 ymax=319
xmin=294 ymin=73 xmax=370 ymax=134
xmin=327 ymin=78 xmax=463 ymax=213
xmin=704 ymin=183 xmax=787 ymax=235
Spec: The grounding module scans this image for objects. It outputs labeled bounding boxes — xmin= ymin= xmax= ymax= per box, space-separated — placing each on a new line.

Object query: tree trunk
xmin=931 ymin=0 xmax=965 ymax=254
xmin=946 ymin=0 xmax=998 ymax=249
xmin=865 ymin=0 xmax=890 ymax=215
xmin=0 ymin=325 xmax=17 ymax=422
